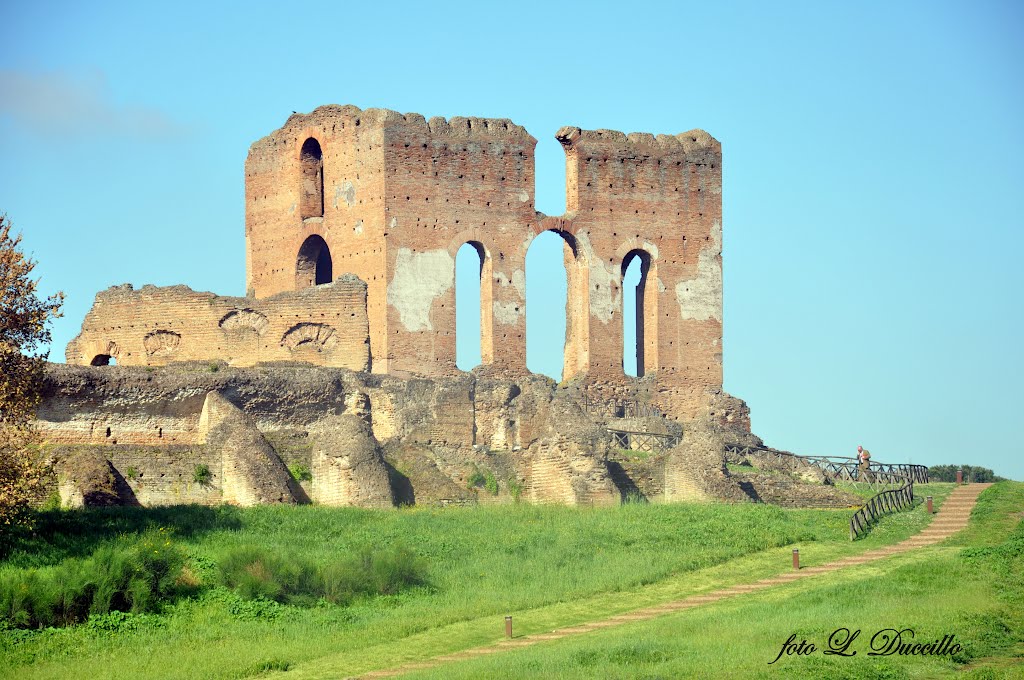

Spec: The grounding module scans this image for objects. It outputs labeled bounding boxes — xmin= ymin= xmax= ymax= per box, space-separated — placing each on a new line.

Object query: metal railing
xmin=608 ymin=429 xmax=680 ymax=453
xmin=581 ymin=393 xmax=664 ymax=419
xmin=725 ymin=443 xmax=927 ymax=538
xmin=849 ymin=481 xmax=915 ymax=540
xmin=723 ymin=443 xmax=929 ymax=488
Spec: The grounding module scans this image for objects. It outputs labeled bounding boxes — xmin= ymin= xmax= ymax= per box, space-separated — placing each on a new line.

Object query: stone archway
xmin=525 ymin=229 xmax=589 ymax=382
xmin=621 ymin=249 xmax=656 ymax=377
xmin=296 ymin=235 xmax=333 ymax=289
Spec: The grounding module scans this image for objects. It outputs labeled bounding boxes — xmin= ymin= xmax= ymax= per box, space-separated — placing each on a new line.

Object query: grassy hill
xmin=4 ymin=482 xmax=1019 ymax=679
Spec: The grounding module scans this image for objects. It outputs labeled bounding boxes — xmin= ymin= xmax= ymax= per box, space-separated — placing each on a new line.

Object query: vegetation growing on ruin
xmin=0 ymin=485 xmax=958 ymax=679
xmin=288 ymin=464 xmax=312 ymax=483
xmin=191 ymin=464 xmax=211 ymax=485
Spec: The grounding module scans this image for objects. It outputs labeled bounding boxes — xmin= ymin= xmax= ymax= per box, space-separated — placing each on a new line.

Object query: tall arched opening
xmin=300 ymin=137 xmax=324 ymax=219
xmin=621 ymin=249 xmax=657 ymax=377
xmin=296 ymin=235 xmax=333 ymax=289
xmin=455 ymin=241 xmax=493 ymax=370
xmin=526 ymin=230 xmax=589 ymax=382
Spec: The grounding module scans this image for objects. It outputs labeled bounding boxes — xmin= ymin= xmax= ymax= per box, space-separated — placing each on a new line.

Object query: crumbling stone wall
xmin=36 ymin=365 xmax=627 ymax=509
xmin=309 ymin=414 xmax=393 ymax=508
xmin=197 ymin=391 xmax=300 ymax=506
xmin=54 ymin=444 xmax=220 ymax=506
xmin=66 ymin=277 xmax=369 ymax=371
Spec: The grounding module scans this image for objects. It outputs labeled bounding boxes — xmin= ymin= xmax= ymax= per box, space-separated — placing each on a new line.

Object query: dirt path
xmin=356 ymin=483 xmax=990 ymax=679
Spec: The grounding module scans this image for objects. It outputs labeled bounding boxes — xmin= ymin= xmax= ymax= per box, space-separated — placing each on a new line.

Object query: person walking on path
xmin=857 ymin=445 xmax=872 ymax=481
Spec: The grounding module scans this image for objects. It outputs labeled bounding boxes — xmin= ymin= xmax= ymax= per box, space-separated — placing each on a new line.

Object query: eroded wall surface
xmin=66 ymin=276 xmax=369 ymax=371
xmin=37 ymin=365 xmax=631 ymax=508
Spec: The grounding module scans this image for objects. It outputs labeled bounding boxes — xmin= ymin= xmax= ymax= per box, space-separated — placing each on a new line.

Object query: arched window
xmin=300 ymin=138 xmax=324 ymax=219
xmin=296 ymin=235 xmax=333 ymax=289
xmin=622 ymin=249 xmax=656 ymax=377
xmin=526 ymin=230 xmax=589 ymax=382
xmin=455 ymin=242 xmax=492 ymax=370
xmin=91 ymin=354 xmax=116 ymax=366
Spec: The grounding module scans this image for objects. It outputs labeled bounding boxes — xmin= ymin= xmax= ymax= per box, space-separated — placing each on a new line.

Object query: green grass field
xmin=3 ymin=481 xmax=1018 ymax=679
xmin=395 ymin=482 xmax=1024 ymax=680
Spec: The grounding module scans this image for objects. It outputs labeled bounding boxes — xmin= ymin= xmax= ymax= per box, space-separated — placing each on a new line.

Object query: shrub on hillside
xmin=319 ymin=545 xmax=426 ymax=605
xmin=217 ymin=544 xmax=426 ymax=606
xmin=217 ymin=547 xmax=317 ymax=603
xmin=929 ymin=465 xmax=1006 ymax=483
xmin=0 ymin=529 xmax=186 ymax=628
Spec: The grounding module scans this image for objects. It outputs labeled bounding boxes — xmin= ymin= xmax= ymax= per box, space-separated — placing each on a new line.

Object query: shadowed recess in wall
xmin=296 ymin=235 xmax=332 ymax=289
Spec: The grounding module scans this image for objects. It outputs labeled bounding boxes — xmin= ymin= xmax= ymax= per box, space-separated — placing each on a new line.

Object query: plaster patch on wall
xmin=511 ymin=269 xmax=526 ymax=300
xmin=289 ymin=203 xmax=297 ymax=214
xmin=642 ymin=241 xmax=660 ymax=259
xmin=389 ymin=217 xmax=398 ymax=230
xmin=657 ymin=278 xmax=666 ymax=293
xmin=493 ymin=300 xmax=521 ymax=326
xmin=675 ymin=220 xmax=722 ymax=322
xmin=574 ymin=230 xmax=619 ymax=324
xmin=518 ymin=191 xmax=530 ymax=203
xmin=336 ymin=181 xmax=356 ymax=208
xmin=387 ymin=248 xmax=454 ymax=332
xmin=353 ymin=220 xmax=364 ymax=235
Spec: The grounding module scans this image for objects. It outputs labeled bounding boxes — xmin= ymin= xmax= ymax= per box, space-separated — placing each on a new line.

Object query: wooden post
xmin=792 ymin=549 xmax=800 ymax=570
xmin=505 ymin=615 xmax=513 ymax=639
xmin=927 ymin=496 xmax=933 ymax=514
xmin=956 ymin=469 xmax=963 ymax=485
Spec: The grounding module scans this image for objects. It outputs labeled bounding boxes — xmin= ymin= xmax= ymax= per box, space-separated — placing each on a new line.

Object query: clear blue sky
xmin=2 ymin=1 xmax=1021 ymax=479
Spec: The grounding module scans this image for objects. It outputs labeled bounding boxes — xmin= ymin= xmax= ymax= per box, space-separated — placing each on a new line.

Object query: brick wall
xmin=65 ymin=276 xmax=369 ymax=370
xmin=240 ymin=105 xmax=722 ymax=420
xmin=245 ymin=106 xmax=390 ymax=367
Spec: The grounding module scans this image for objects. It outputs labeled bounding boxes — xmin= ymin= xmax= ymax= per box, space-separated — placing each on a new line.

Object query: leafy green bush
xmin=0 ymin=529 xmax=186 ymax=628
xmin=466 ymin=467 xmax=486 ymax=490
xmin=217 ymin=547 xmax=316 ymax=603
xmin=319 ymin=545 xmax=426 ymax=605
xmin=466 ymin=465 xmax=498 ymax=495
xmin=929 ymin=464 xmax=1006 ymax=483
xmin=288 ymin=464 xmax=312 ymax=482
xmin=193 ymin=464 xmax=212 ymax=485
xmin=508 ymin=480 xmax=523 ymax=502
xmin=217 ymin=544 xmax=426 ymax=606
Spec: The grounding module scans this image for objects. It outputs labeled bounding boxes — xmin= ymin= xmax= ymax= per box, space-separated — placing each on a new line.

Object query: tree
xmin=0 ymin=213 xmax=64 ymax=532
xmin=927 ymin=465 xmax=1006 ymax=484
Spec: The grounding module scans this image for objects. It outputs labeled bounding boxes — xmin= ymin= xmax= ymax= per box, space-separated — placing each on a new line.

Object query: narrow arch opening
xmin=455 ymin=242 xmax=492 ymax=370
xmin=300 ymin=138 xmax=324 ymax=219
xmin=296 ymin=235 xmax=333 ymax=289
xmin=622 ymin=249 xmax=656 ymax=377
xmin=526 ymin=230 xmax=588 ymax=382
xmin=91 ymin=354 xmax=116 ymax=366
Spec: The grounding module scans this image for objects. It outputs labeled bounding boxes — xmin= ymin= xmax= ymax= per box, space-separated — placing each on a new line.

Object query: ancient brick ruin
xmin=42 ymin=105 xmax=858 ymax=510
xmin=69 ymin=105 xmax=723 ymax=419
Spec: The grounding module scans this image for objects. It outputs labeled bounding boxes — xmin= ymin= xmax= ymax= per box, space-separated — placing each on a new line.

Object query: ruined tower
xmin=244 ymin=105 xmax=723 ymax=418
